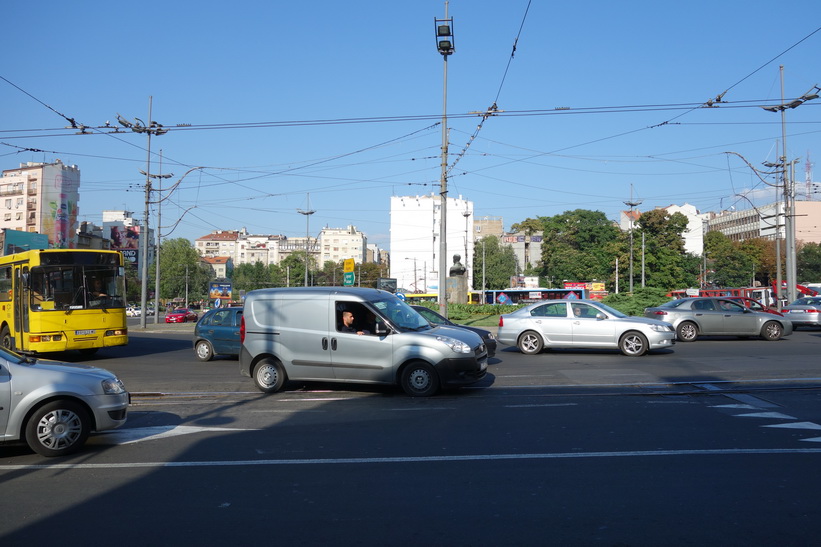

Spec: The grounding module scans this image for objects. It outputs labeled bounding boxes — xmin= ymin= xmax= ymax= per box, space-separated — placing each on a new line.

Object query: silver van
xmin=239 ymin=287 xmax=488 ymax=396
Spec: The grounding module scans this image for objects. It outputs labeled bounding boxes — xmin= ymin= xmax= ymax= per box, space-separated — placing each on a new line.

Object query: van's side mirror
xmin=374 ymin=322 xmax=389 ymax=335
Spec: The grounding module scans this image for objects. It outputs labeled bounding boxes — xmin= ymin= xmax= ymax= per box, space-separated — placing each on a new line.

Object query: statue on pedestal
xmin=449 ymin=254 xmax=466 ymax=277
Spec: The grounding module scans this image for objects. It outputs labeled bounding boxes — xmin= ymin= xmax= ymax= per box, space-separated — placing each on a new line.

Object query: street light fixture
xmin=435 ymin=5 xmax=454 ymax=318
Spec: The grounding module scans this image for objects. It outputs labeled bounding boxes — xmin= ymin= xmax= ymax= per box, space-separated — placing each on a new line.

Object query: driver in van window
xmin=340 ymin=310 xmax=369 ymax=335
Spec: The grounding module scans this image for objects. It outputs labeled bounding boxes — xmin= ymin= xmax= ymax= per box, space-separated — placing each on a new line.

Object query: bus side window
xmin=0 ymin=266 xmax=11 ymax=302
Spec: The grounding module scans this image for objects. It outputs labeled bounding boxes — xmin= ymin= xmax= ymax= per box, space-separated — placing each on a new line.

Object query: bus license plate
xmin=75 ymin=330 xmax=95 ymax=335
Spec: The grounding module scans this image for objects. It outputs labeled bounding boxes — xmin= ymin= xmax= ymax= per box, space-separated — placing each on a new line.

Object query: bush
xmin=602 ymin=287 xmax=671 ymax=316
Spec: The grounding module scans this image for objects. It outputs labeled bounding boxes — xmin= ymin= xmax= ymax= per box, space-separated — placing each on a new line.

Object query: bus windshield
xmin=29 ymin=265 xmax=126 ymax=311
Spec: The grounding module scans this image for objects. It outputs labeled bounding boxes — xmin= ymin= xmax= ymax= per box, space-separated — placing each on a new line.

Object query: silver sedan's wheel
xmin=676 ymin=322 xmax=698 ymax=342
xmin=400 ymin=361 xmax=440 ymax=397
xmin=25 ymin=401 xmax=90 ymax=457
xmin=518 ymin=331 xmax=544 ymax=355
xmin=195 ymin=340 xmax=214 ymax=361
xmin=760 ymin=321 xmax=783 ymax=341
xmin=619 ymin=331 xmax=649 ymax=356
xmin=253 ymin=358 xmax=286 ymax=393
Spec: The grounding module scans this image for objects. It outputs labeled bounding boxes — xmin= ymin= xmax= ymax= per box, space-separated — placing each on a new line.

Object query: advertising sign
xmin=209 ymin=282 xmax=233 ymax=301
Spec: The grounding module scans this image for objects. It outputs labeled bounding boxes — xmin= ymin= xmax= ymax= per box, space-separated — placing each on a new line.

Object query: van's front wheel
xmin=400 ymin=361 xmax=440 ymax=397
xmin=253 ymin=358 xmax=286 ymax=393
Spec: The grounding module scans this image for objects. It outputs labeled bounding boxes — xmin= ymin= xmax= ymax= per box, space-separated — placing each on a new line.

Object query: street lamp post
xmin=623 ymin=185 xmax=642 ymax=293
xmin=761 ymin=67 xmax=820 ymax=303
xmin=297 ymin=193 xmax=315 ymax=287
xmin=121 ymin=97 xmax=168 ymax=330
xmin=435 ymin=4 xmax=454 ymax=318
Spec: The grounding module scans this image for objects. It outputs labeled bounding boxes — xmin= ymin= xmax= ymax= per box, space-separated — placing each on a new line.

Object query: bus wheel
xmin=1 ymin=326 xmax=13 ymax=351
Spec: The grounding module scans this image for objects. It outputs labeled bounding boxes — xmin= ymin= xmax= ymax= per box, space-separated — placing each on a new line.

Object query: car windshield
xmin=373 ymin=297 xmax=430 ymax=331
xmin=792 ymin=298 xmax=821 ymax=306
xmin=592 ymin=302 xmax=628 ymax=318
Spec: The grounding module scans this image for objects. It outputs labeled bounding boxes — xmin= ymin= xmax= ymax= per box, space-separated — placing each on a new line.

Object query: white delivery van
xmin=239 ymin=287 xmax=488 ymax=397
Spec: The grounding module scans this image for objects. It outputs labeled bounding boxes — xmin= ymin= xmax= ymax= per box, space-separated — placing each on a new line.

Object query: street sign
xmin=343 ymin=258 xmax=355 ymax=273
xmin=343 ymin=271 xmax=355 ymax=286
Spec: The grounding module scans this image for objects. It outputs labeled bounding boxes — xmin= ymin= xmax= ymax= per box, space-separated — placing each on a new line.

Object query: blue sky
xmin=3 ymin=1 xmax=820 ymax=251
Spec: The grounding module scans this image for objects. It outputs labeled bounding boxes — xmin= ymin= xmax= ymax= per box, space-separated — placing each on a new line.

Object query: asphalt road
xmin=2 ymin=325 xmax=821 ymax=545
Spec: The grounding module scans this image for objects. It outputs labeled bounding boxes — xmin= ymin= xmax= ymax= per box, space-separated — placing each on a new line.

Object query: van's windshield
xmin=373 ymin=297 xmax=431 ymax=331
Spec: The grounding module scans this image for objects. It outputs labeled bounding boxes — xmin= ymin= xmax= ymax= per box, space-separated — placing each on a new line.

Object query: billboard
xmin=1 ymin=229 xmax=49 ymax=255
xmin=209 ymin=282 xmax=233 ymax=302
xmin=106 ymin=224 xmax=140 ymax=269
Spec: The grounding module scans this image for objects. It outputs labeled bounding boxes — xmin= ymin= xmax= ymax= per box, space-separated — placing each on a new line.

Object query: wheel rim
xmin=521 ymin=334 xmax=539 ymax=353
xmin=623 ymin=334 xmax=644 ymax=355
xmin=680 ymin=324 xmax=696 ymax=340
xmin=36 ymin=409 xmax=83 ymax=451
xmin=407 ymin=367 xmax=431 ymax=392
xmin=765 ymin=324 xmax=781 ymax=339
xmin=256 ymin=363 xmax=278 ymax=388
xmin=196 ymin=342 xmax=211 ymax=359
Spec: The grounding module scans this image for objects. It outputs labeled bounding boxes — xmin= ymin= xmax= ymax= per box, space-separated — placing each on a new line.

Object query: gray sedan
xmin=497 ymin=300 xmax=675 ymax=356
xmin=644 ymin=297 xmax=793 ymax=342
xmin=779 ymin=297 xmax=821 ymax=328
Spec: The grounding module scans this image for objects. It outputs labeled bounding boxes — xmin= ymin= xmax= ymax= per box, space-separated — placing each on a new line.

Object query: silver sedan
xmin=644 ymin=297 xmax=793 ymax=342
xmin=779 ymin=297 xmax=821 ymax=328
xmin=497 ymin=300 xmax=675 ymax=356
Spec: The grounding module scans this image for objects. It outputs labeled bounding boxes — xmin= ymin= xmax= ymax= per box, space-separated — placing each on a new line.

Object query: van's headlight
xmin=436 ymin=335 xmax=472 ymax=354
xmin=102 ymin=378 xmax=126 ymax=395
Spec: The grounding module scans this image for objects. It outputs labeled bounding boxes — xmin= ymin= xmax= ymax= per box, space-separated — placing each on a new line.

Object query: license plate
xmin=75 ymin=329 xmax=95 ymax=335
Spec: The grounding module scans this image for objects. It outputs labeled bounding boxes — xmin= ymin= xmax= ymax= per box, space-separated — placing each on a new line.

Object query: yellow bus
xmin=0 ymin=249 xmax=128 ymax=355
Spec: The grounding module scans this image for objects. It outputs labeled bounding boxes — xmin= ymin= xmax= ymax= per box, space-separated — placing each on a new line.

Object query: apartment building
xmin=0 ymin=160 xmax=80 ymax=248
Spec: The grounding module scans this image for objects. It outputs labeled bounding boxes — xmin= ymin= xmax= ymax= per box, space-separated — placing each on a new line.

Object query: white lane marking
xmin=734 ymin=412 xmax=797 ymax=419
xmin=763 ymin=421 xmax=821 ymax=431
xmin=801 ymin=437 xmax=821 ymax=443
xmin=2 ymin=448 xmax=821 ymax=470
xmin=91 ymin=425 xmax=257 ymax=445
xmin=504 ymin=403 xmax=579 ymax=408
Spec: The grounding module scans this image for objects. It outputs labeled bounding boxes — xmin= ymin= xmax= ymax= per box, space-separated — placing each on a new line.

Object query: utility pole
xmin=122 ymin=97 xmax=167 ymax=329
xmin=297 ymin=193 xmax=315 ymax=287
xmin=146 ymin=150 xmax=172 ymax=324
xmin=623 ymin=184 xmax=642 ymax=293
xmin=435 ymin=3 xmax=454 ymax=318
xmin=761 ymin=67 xmax=820 ymax=303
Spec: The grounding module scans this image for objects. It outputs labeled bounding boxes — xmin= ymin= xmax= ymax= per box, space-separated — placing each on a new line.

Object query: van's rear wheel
xmin=400 ymin=361 xmax=440 ymax=397
xmin=253 ymin=358 xmax=286 ymax=393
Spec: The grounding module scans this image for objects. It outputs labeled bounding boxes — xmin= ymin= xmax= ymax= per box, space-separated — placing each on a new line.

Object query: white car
xmin=0 ymin=348 xmax=129 ymax=456
xmin=126 ymin=306 xmax=141 ymax=317
xmin=497 ymin=299 xmax=676 ymax=356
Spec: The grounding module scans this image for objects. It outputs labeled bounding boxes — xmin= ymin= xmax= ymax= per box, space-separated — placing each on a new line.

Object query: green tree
xmin=152 ymin=238 xmax=212 ymax=302
xmin=704 ymin=231 xmax=754 ymax=287
xmin=472 ymin=235 xmax=517 ymax=290
xmin=633 ymin=209 xmax=699 ymax=290
xmin=798 ymin=242 xmax=821 ymax=282
xmin=233 ymin=262 xmax=273 ymax=292
xmin=539 ymin=209 xmax=620 ymax=285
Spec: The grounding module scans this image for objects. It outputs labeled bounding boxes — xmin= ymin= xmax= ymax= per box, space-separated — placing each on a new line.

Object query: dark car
xmin=411 ymin=305 xmax=497 ymax=357
xmin=193 ymin=307 xmax=243 ymax=361
xmin=165 ymin=308 xmax=198 ymax=323
xmin=644 ymin=297 xmax=793 ymax=342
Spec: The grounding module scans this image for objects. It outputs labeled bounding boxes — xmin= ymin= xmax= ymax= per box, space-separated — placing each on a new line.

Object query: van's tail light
xmin=240 ymin=315 xmax=246 ymax=343
xmin=498 ymin=316 xmax=504 ymax=327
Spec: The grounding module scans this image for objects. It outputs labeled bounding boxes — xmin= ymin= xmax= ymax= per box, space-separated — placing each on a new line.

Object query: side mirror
xmin=374 ymin=321 xmax=389 ymax=335
xmin=595 ymin=313 xmax=606 ymax=320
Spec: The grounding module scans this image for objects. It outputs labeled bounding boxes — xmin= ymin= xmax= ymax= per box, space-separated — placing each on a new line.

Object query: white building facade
xmin=389 ymin=194 xmax=474 ymax=294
